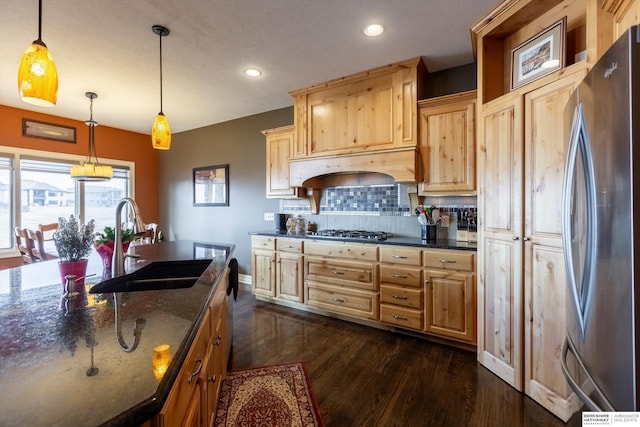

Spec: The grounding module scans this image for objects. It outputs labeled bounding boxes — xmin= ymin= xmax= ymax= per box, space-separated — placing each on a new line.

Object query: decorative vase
xmin=94 ymin=240 xmax=131 ymax=273
xmin=58 ymin=259 xmax=89 ymax=289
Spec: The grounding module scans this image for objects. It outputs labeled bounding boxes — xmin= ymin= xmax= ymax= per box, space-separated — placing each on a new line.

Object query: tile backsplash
xmin=279 ymin=183 xmax=477 ymax=239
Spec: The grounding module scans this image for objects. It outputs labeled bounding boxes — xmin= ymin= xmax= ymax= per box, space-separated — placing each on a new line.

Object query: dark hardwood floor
xmin=228 ymin=284 xmax=583 ymax=426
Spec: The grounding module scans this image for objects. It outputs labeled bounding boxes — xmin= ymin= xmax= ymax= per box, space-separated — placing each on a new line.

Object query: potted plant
xmin=53 ymin=215 xmax=96 ymax=289
xmin=94 ymin=226 xmax=138 ymax=272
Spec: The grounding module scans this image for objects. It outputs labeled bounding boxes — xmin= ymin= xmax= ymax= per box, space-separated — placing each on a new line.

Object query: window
xmin=0 ymin=147 xmax=133 ymax=252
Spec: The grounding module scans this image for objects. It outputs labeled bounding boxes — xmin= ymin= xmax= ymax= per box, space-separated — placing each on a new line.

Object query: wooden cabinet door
xmin=424 ymin=269 xmax=476 ymax=344
xmin=418 ymin=91 xmax=476 ymax=193
xmin=252 ymin=249 xmax=275 ymax=298
xmin=264 ymin=125 xmax=301 ymax=198
xmin=522 ymin=71 xmax=584 ymax=421
xmin=276 ymin=252 xmax=304 ymax=303
xmin=477 ymin=92 xmax=525 ymax=390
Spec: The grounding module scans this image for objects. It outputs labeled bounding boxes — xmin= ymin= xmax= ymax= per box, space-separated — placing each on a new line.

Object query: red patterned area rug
xmin=214 ymin=361 xmax=324 ymax=427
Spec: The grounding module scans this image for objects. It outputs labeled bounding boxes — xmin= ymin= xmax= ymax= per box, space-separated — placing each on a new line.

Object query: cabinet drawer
xmin=423 ymin=249 xmax=475 ymax=272
xmin=157 ymin=309 xmax=211 ymax=427
xmin=251 ymin=235 xmax=275 ymax=251
xmin=305 ymin=258 xmax=377 ymax=291
xmin=379 ymin=246 xmax=422 ymax=266
xmin=305 ymin=240 xmax=378 ymax=261
xmin=307 ymin=282 xmax=378 ymax=320
xmin=276 ymin=238 xmax=303 ymax=253
xmin=380 ymin=284 xmax=423 ymax=309
xmin=380 ymin=265 xmax=421 ymax=288
xmin=380 ymin=304 xmax=423 ymax=330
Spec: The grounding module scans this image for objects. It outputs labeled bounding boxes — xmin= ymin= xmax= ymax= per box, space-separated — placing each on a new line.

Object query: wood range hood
xmin=288 ymin=147 xmax=419 ymax=188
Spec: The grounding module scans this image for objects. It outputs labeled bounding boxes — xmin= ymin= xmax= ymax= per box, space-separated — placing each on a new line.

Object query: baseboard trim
xmin=239 ymin=273 xmax=251 ymax=285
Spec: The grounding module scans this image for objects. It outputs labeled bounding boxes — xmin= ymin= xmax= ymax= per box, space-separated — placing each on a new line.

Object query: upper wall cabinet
xmin=262 ymin=125 xmax=304 ymax=198
xmin=289 ymin=57 xmax=428 ymax=159
xmin=417 ymin=90 xmax=476 ymax=194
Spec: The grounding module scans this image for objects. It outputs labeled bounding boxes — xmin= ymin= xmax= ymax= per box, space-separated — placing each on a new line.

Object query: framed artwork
xmin=511 ymin=17 xmax=566 ymax=90
xmin=22 ymin=118 xmax=76 ymax=143
xmin=193 ymin=164 xmax=229 ymax=206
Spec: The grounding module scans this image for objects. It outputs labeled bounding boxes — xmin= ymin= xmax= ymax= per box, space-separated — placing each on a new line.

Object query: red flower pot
xmin=94 ymin=240 xmax=131 ymax=272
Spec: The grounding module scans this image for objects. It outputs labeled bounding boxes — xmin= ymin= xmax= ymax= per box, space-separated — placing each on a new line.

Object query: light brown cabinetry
xmin=154 ymin=268 xmax=229 ymax=427
xmin=472 ymin=2 xmax=605 ymax=420
xmin=290 ymin=57 xmax=426 ymax=159
xmin=417 ymin=91 xmax=476 ymax=194
xmin=275 ymin=238 xmax=304 ymax=303
xmin=251 ymin=236 xmax=276 ymax=298
xmin=263 ymin=125 xmax=303 ymax=198
xmin=304 ymin=240 xmax=379 ymax=320
xmin=379 ymin=246 xmax=423 ymax=331
xmin=423 ymin=250 xmax=476 ymax=345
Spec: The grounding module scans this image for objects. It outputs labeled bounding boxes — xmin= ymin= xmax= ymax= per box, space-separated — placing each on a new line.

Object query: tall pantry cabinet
xmin=472 ymin=0 xmax=598 ymax=421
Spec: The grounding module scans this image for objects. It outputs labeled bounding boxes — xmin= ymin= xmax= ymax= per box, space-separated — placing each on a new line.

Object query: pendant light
xmin=17 ymin=0 xmax=58 ymax=107
xmin=70 ymin=92 xmax=113 ymax=181
xmin=151 ymin=25 xmax=171 ymax=150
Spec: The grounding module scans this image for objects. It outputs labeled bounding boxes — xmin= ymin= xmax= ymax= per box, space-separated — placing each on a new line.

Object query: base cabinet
xmin=251 ymin=236 xmax=276 ymax=298
xmin=251 ymin=237 xmax=477 ymax=347
xmin=153 ymin=268 xmax=229 ymax=427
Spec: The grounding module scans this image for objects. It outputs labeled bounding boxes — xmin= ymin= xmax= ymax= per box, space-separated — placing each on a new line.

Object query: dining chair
xmin=14 ymin=227 xmax=34 ymax=264
xmin=38 ymin=223 xmax=58 ymax=241
xmin=142 ymin=223 xmax=158 ymax=244
xmin=26 ymin=228 xmax=58 ymax=261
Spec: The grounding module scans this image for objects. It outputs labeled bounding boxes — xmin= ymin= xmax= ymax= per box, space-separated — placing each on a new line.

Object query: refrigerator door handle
xmin=561 ymin=335 xmax=615 ymax=412
xmin=562 ymin=102 xmax=598 ymax=338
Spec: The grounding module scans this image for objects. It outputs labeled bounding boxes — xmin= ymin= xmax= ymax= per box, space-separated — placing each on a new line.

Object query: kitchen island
xmin=0 ymin=240 xmax=235 ymax=427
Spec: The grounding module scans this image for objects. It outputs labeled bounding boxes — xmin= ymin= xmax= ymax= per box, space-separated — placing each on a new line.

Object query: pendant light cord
xmin=86 ymin=94 xmax=101 ymax=164
xmin=159 ymin=30 xmax=164 ymax=114
xmin=37 ymin=0 xmax=43 ymax=42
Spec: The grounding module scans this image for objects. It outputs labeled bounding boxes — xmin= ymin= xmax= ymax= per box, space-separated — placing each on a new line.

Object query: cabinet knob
xmin=523 ymin=237 xmax=531 ymax=241
xmin=425 ymin=280 xmax=429 ymax=285
xmin=512 ymin=236 xmax=520 ymax=241
xmin=207 ymin=375 xmax=217 ymax=383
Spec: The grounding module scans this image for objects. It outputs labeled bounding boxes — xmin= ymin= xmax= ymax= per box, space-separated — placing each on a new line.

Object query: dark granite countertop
xmin=0 ymin=240 xmax=235 ymax=427
xmin=249 ymin=230 xmax=477 ymax=251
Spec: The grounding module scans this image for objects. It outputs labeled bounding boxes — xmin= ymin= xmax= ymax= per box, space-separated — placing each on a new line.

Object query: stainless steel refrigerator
xmin=561 ymin=25 xmax=640 ymax=411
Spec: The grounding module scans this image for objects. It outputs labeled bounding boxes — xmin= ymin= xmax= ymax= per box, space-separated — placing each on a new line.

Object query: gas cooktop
xmin=312 ymin=229 xmax=389 ymax=241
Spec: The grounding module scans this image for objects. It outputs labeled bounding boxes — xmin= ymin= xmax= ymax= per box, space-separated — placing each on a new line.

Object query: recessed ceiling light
xmin=244 ymin=68 xmax=262 ymax=78
xmin=364 ymin=24 xmax=384 ymax=37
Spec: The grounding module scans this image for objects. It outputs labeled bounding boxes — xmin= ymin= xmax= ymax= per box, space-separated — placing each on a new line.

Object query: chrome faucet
xmin=112 ymin=197 xmax=145 ymax=277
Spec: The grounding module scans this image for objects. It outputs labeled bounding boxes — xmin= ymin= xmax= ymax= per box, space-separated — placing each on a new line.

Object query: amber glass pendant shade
xmin=152 ymin=112 xmax=171 ymax=150
xmin=18 ymin=40 xmax=58 ymax=107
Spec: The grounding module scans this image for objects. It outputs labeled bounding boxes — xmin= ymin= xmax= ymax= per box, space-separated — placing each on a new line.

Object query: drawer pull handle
xmin=332 ymin=270 xmax=345 ymax=275
xmin=333 ymin=297 xmax=346 ymax=303
xmin=188 ymin=357 xmax=203 ymax=383
xmin=285 ymin=245 xmax=295 ymax=248
xmin=393 ymin=255 xmax=408 ymax=259
xmin=207 ymin=375 xmax=217 ymax=383
xmin=392 ymin=295 xmax=408 ymax=300
xmin=439 ymin=259 xmax=457 ymax=264
xmin=392 ymin=314 xmax=408 ymax=321
xmin=392 ymin=274 xmax=408 ymax=279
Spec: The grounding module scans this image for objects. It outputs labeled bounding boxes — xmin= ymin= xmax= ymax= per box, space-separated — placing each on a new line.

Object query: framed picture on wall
xmin=510 ymin=17 xmax=566 ymax=90
xmin=193 ymin=164 xmax=229 ymax=206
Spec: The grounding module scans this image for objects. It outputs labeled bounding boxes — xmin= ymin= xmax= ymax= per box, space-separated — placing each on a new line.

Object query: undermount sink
xmin=89 ymin=259 xmax=212 ymax=293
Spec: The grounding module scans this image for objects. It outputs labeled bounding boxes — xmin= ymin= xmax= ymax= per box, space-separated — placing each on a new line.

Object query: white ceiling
xmin=0 ymin=0 xmax=496 ymax=135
